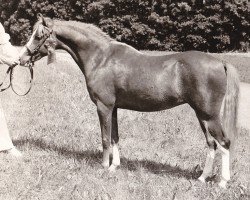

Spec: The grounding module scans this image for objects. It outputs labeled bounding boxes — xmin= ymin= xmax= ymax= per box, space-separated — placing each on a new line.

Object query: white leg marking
xmin=102 ymin=147 xmax=111 ymax=168
xmin=215 ymin=140 xmax=230 ymax=188
xmin=108 ymin=144 xmax=120 ymax=172
xmin=219 ymin=149 xmax=230 ymax=188
xmin=198 ymin=148 xmax=215 ymax=183
xmin=112 ymin=144 xmax=120 ymax=166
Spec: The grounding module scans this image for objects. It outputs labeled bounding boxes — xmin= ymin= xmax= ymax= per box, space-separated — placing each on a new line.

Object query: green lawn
xmin=0 ymin=52 xmax=249 ymax=200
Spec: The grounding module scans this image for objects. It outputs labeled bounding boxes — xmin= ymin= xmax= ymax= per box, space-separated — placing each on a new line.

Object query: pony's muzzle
xmin=19 ymin=47 xmax=31 ymax=65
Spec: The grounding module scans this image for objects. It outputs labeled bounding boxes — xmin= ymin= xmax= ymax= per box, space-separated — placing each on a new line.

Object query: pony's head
xmin=19 ymin=14 xmax=56 ymax=65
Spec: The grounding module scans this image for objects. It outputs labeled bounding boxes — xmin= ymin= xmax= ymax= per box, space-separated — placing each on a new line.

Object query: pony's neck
xmin=54 ymin=24 xmax=108 ymax=77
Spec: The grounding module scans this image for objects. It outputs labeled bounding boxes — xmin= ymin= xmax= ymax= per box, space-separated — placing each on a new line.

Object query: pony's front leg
xmin=97 ymin=101 xmax=113 ymax=168
xmin=108 ymin=107 xmax=120 ymax=172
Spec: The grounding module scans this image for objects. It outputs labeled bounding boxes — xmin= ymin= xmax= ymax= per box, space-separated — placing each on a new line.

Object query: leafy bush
xmin=0 ymin=0 xmax=249 ymax=52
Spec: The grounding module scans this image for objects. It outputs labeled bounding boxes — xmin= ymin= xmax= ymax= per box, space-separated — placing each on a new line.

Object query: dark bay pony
xmin=19 ymin=14 xmax=240 ymax=188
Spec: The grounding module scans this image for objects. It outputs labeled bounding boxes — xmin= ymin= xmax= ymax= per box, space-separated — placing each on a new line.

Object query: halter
xmin=25 ymin=26 xmax=53 ymax=56
xmin=1 ymin=26 xmax=53 ymax=96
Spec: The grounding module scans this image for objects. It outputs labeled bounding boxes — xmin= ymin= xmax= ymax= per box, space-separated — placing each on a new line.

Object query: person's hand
xmin=13 ymin=59 xmax=20 ymax=66
xmin=4 ymin=58 xmax=19 ymax=67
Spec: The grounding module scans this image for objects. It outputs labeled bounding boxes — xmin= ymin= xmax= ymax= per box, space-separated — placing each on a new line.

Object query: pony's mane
xmin=54 ymin=20 xmax=114 ymax=44
xmin=33 ymin=18 xmax=114 ymax=46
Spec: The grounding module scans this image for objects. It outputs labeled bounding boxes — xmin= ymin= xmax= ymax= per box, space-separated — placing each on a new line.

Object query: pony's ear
xmin=37 ymin=13 xmax=44 ymax=21
xmin=36 ymin=13 xmax=43 ymax=20
xmin=42 ymin=17 xmax=53 ymax=28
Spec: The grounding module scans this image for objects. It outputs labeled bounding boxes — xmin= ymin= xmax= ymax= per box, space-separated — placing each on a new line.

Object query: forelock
xmin=37 ymin=25 xmax=45 ymax=38
xmin=32 ymin=22 xmax=46 ymax=39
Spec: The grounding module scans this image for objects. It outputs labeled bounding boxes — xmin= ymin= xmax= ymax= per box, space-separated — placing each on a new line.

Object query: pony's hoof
xmin=198 ymin=175 xmax=206 ymax=183
xmin=108 ymin=164 xmax=118 ymax=172
xmin=218 ymin=180 xmax=227 ymax=189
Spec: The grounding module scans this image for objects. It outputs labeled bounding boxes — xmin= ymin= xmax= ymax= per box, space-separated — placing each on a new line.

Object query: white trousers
xmin=0 ymin=100 xmax=13 ymax=151
xmin=0 ymin=42 xmax=19 ymax=60
xmin=0 ymin=41 xmax=19 ymax=151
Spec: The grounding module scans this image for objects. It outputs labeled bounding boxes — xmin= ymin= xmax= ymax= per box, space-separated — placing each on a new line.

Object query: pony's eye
xmin=35 ymin=34 xmax=42 ymax=40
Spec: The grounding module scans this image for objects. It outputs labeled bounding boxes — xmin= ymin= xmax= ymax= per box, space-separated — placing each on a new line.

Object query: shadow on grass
xmin=14 ymin=138 xmax=202 ymax=180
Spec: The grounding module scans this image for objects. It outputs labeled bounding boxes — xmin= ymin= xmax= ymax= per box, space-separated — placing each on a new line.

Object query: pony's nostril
xmin=20 ymin=57 xmax=28 ymax=65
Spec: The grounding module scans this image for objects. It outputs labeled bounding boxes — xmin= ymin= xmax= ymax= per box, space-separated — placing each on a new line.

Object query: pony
xmin=19 ymin=14 xmax=239 ymax=188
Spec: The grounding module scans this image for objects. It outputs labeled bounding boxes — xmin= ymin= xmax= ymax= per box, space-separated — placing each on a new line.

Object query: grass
xmin=0 ymin=52 xmax=249 ymax=200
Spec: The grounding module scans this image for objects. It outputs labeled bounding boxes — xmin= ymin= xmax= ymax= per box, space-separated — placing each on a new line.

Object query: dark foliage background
xmin=0 ymin=0 xmax=249 ymax=52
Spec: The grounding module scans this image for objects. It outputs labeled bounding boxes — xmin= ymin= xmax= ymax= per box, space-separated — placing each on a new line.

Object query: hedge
xmin=0 ymin=0 xmax=249 ymax=52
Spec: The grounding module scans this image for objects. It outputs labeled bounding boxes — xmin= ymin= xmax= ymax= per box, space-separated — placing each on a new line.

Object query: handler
xmin=0 ymin=22 xmax=22 ymax=157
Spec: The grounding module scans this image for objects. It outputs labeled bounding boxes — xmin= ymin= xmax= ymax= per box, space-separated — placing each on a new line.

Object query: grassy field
xmin=0 ymin=52 xmax=249 ymax=200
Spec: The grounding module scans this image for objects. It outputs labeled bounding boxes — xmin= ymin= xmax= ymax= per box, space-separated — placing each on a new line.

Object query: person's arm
xmin=0 ymin=55 xmax=18 ymax=66
xmin=0 ymin=57 xmax=3 ymax=64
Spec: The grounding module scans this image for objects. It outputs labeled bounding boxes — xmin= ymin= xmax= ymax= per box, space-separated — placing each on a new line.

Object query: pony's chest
xmin=85 ymin=70 xmax=115 ymax=104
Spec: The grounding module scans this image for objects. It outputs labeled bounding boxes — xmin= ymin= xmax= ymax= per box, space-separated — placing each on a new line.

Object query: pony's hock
xmin=19 ymin=14 xmax=240 ymax=189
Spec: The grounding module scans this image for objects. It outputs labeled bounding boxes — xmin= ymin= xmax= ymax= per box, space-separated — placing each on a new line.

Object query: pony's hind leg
xmin=109 ymin=107 xmax=120 ymax=172
xmin=206 ymin=118 xmax=231 ymax=188
xmin=215 ymin=140 xmax=230 ymax=188
xmin=197 ymin=118 xmax=216 ymax=183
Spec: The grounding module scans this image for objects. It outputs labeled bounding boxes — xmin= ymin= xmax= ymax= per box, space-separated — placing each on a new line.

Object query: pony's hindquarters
xmin=198 ymin=62 xmax=240 ymax=188
xmin=218 ymin=63 xmax=240 ymax=188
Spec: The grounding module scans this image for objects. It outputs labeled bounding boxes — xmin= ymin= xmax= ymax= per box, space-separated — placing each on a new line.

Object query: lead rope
xmin=0 ymin=64 xmax=15 ymax=92
xmin=10 ymin=61 xmax=34 ymax=96
xmin=0 ymin=60 xmax=34 ymax=96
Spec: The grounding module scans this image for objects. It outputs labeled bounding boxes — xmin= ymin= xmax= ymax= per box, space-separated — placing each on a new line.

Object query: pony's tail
xmin=223 ymin=63 xmax=240 ymax=149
